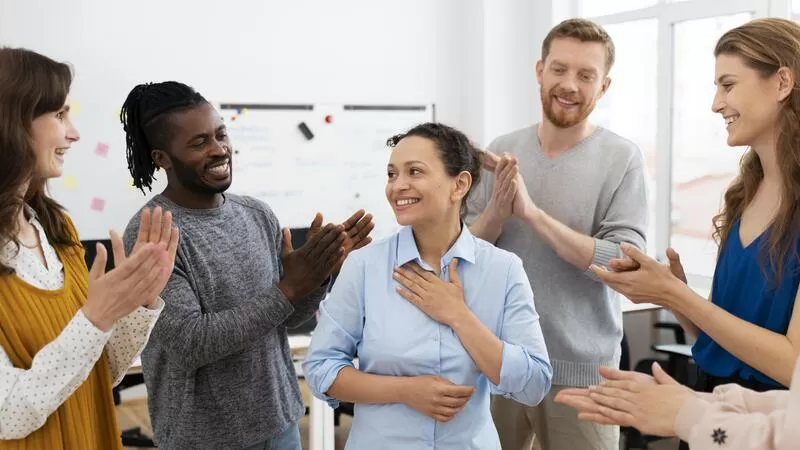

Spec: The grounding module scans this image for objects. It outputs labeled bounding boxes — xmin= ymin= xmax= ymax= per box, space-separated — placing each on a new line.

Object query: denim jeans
xmin=243 ymin=423 xmax=301 ymax=450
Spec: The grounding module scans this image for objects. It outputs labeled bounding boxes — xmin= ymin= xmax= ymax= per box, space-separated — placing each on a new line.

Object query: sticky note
xmin=114 ymin=107 xmax=122 ymax=121
xmin=63 ymin=175 xmax=78 ymax=189
xmin=129 ymin=179 xmax=138 ymax=191
xmin=95 ymin=142 xmax=109 ymax=157
xmin=71 ymin=100 xmax=82 ymax=115
xmin=90 ymin=197 xmax=105 ymax=212
xmin=241 ymin=108 xmax=248 ymax=118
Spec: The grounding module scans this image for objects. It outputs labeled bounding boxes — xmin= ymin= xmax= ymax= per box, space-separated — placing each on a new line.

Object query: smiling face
xmin=154 ymin=102 xmax=232 ymax=196
xmin=385 ymin=135 xmax=466 ymax=227
xmin=712 ymin=53 xmax=788 ymax=149
xmin=537 ymin=37 xmax=610 ymax=128
xmin=29 ymin=98 xmax=80 ymax=180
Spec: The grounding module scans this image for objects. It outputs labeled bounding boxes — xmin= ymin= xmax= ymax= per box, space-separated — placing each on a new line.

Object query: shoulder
xmin=58 ymin=211 xmax=81 ymax=242
xmin=123 ymin=197 xmax=164 ymax=244
xmin=472 ymin=236 xmax=523 ymax=274
xmin=488 ymin=125 xmax=537 ymax=152
xmin=228 ymin=194 xmax=275 ymax=216
xmin=594 ymin=127 xmax=644 ymax=168
xmin=226 ymin=194 xmax=279 ymax=228
xmin=347 ymin=232 xmax=396 ymax=265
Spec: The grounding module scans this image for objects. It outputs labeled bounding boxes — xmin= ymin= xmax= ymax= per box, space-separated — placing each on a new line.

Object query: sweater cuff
xmin=675 ymin=395 xmax=712 ymax=441
xmin=591 ymin=238 xmax=622 ymax=268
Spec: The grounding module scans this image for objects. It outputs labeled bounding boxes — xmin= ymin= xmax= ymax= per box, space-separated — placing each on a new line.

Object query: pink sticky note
xmin=90 ymin=197 xmax=106 ymax=212
xmin=95 ymin=142 xmax=109 ymax=157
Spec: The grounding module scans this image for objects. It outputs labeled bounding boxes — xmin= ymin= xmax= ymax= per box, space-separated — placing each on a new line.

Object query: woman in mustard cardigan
xmin=0 ymin=48 xmax=178 ymax=449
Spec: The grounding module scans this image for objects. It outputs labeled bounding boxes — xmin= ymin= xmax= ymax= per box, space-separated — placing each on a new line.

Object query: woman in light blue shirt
xmin=303 ymin=122 xmax=552 ymax=449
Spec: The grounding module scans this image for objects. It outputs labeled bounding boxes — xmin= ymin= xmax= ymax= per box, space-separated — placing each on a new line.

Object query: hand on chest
xmin=358 ymin=264 xmax=502 ymax=376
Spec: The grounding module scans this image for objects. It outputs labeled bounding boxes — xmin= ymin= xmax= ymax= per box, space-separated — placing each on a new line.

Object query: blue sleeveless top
xmin=692 ymin=220 xmax=800 ymax=387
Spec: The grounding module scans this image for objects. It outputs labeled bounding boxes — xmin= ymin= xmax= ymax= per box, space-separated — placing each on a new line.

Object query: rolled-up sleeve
xmin=491 ymin=255 xmax=552 ymax=406
xmin=302 ymin=252 xmax=366 ymax=409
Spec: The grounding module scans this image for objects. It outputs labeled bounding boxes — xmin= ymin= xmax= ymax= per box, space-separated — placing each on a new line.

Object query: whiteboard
xmin=217 ymin=103 xmax=435 ymax=241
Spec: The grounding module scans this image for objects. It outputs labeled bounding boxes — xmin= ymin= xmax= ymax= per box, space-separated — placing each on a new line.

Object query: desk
xmin=290 ymin=335 xmax=336 ymax=450
xmin=653 ymin=343 xmax=693 ymax=358
xmin=621 ymin=299 xmax=661 ymax=314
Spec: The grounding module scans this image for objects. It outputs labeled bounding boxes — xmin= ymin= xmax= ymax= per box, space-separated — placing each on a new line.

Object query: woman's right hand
xmin=400 ymin=375 xmax=476 ymax=422
xmin=82 ymin=231 xmax=171 ymax=331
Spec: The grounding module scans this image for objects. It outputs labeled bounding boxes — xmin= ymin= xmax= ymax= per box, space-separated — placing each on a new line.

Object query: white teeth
xmin=555 ymin=97 xmax=578 ymax=106
xmin=396 ymin=198 xmax=419 ymax=206
xmin=208 ymin=162 xmax=229 ymax=175
xmin=725 ymin=116 xmax=739 ymax=125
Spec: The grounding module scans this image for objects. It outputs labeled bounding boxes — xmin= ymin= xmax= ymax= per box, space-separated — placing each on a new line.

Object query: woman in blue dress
xmin=560 ymin=18 xmax=800 ymax=428
xmin=303 ymin=122 xmax=552 ymax=449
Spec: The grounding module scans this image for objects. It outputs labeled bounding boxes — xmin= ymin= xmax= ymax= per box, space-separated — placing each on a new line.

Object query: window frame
xmin=575 ymin=0 xmax=790 ymax=291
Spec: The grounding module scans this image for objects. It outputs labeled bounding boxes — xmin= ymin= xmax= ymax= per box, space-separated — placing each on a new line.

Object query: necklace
xmin=18 ymin=226 xmax=41 ymax=250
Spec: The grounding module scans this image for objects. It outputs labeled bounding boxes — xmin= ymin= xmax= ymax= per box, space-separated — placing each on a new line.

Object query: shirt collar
xmin=396 ymin=223 xmax=477 ymax=268
xmin=1 ymin=204 xmax=40 ymax=262
xmin=23 ymin=204 xmax=37 ymax=221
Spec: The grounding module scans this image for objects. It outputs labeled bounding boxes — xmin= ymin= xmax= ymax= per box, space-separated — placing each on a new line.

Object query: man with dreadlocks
xmin=119 ymin=81 xmax=374 ymax=450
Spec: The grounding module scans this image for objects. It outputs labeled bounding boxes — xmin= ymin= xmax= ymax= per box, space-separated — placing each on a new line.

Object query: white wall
xmin=1 ymin=0 xmax=664 ymax=378
xmin=0 ymin=0 xmax=486 ymax=237
xmin=1 ymin=0 xmax=469 ymax=121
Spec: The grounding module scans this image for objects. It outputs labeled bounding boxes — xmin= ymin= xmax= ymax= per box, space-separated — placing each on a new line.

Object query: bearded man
xmin=465 ymin=18 xmax=649 ymax=450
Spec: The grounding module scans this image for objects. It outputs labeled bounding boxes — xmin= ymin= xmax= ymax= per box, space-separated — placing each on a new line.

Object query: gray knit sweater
xmin=466 ymin=125 xmax=648 ymax=387
xmin=123 ymin=193 xmax=326 ymax=449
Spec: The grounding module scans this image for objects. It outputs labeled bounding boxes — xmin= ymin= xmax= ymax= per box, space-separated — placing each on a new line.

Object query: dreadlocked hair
xmin=120 ymin=81 xmax=208 ymax=193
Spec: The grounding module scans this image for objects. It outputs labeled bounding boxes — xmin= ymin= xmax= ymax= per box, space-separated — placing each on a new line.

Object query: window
xmin=578 ymin=0 xmax=771 ymax=284
xmin=793 ymin=0 xmax=800 ymax=18
xmin=590 ymin=19 xmax=659 ymax=257
xmin=579 ymin=0 xmax=657 ymax=18
xmin=670 ymin=13 xmax=751 ymax=278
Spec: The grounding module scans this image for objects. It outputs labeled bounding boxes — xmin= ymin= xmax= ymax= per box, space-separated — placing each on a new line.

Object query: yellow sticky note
xmin=114 ymin=107 xmax=122 ymax=121
xmin=63 ymin=175 xmax=78 ymax=189
xmin=241 ymin=108 xmax=248 ymax=118
xmin=129 ymin=179 xmax=138 ymax=191
xmin=71 ymin=100 xmax=82 ymax=115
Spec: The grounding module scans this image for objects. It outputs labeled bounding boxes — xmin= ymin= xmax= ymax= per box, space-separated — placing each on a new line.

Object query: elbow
xmin=301 ymin=357 xmax=335 ymax=399
xmin=498 ymin=352 xmax=553 ymax=407
xmin=519 ymin=365 xmax=553 ymax=407
xmin=302 ymin=359 xmax=348 ymax=408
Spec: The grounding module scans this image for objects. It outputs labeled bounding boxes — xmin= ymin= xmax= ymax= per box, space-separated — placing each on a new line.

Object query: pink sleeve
xmin=691 ymin=383 xmax=787 ymax=413
xmin=711 ymin=383 xmax=788 ymax=414
xmin=675 ymin=392 xmax=790 ymax=450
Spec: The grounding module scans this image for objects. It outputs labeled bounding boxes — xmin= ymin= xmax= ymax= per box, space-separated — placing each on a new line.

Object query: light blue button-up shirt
xmin=303 ymin=225 xmax=552 ymax=449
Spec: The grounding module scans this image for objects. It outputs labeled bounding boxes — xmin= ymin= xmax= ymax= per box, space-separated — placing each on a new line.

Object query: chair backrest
xmin=80 ymin=239 xmax=115 ymax=272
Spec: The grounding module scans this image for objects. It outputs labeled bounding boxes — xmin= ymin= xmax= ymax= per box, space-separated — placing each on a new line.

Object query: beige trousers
xmin=491 ymin=387 xmax=619 ymax=450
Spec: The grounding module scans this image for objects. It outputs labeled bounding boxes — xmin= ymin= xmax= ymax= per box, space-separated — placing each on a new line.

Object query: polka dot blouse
xmin=0 ymin=213 xmax=163 ymax=439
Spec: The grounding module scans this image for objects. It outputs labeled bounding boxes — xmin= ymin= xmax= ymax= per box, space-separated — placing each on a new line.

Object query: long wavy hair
xmin=712 ymin=18 xmax=800 ymax=282
xmin=0 ymin=48 xmax=79 ymax=274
